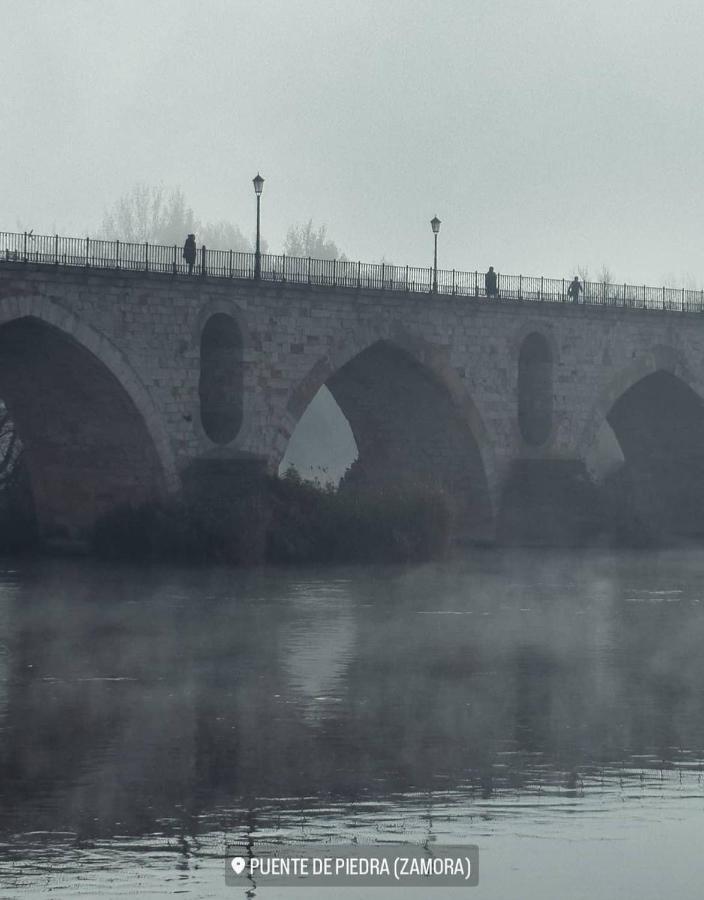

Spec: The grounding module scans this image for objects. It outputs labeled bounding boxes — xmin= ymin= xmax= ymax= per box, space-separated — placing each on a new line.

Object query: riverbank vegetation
xmin=92 ymin=469 xmax=452 ymax=565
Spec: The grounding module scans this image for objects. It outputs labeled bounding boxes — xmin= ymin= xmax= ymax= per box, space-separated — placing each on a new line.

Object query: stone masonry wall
xmin=2 ymin=261 xmax=704 ymax=536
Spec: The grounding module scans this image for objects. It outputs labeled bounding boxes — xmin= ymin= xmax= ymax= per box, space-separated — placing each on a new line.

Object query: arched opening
xmin=584 ymin=418 xmax=624 ymax=482
xmin=605 ymin=370 xmax=704 ymax=536
xmin=281 ymin=340 xmax=493 ymax=541
xmin=518 ymin=332 xmax=553 ymax=446
xmin=279 ymin=385 xmax=358 ymax=485
xmin=199 ymin=313 xmax=243 ymax=444
xmin=0 ymin=317 xmax=166 ymax=541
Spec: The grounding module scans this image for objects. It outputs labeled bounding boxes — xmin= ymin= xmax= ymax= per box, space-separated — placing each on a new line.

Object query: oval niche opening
xmin=199 ymin=313 xmax=243 ymax=444
xmin=518 ymin=332 xmax=553 ymax=446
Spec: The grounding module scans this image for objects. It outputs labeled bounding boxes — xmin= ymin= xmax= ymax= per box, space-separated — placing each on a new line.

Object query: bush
xmin=93 ymin=471 xmax=452 ymax=566
xmin=267 ymin=472 xmax=451 ymax=564
xmin=92 ymin=500 xmax=212 ymax=561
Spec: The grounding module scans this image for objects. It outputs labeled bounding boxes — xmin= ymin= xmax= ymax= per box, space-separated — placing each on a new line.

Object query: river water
xmin=1 ymin=549 xmax=704 ymax=898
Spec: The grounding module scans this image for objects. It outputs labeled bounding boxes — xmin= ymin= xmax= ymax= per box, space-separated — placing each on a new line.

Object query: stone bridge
xmin=1 ymin=256 xmax=704 ymax=544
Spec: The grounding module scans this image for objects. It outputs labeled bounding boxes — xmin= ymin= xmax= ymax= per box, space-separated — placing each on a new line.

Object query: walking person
xmin=485 ymin=266 xmax=498 ymax=298
xmin=567 ymin=275 xmax=582 ymax=303
xmin=183 ymin=233 xmax=196 ymax=275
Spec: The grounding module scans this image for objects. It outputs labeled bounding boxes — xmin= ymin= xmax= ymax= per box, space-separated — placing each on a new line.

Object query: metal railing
xmin=2 ymin=230 xmax=703 ymax=313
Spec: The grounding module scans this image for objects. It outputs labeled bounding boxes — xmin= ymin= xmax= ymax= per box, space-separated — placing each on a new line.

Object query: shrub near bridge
xmin=267 ymin=468 xmax=451 ymax=564
xmin=92 ymin=469 xmax=452 ymax=565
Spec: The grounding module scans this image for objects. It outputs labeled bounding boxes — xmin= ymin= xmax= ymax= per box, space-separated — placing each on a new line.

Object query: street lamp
xmin=430 ymin=216 xmax=441 ymax=293
xmin=253 ymin=172 xmax=264 ymax=279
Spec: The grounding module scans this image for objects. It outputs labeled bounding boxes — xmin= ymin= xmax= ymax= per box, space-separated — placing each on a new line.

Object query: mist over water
xmin=1 ymin=551 xmax=704 ymax=897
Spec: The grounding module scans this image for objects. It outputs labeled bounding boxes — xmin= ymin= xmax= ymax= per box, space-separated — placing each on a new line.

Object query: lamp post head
xmin=253 ymin=173 xmax=265 ymax=196
xmin=430 ymin=216 xmax=441 ymax=234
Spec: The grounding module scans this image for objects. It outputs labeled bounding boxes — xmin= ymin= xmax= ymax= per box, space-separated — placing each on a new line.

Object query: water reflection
xmin=1 ymin=551 xmax=704 ymax=892
xmin=281 ymin=583 xmax=356 ymax=722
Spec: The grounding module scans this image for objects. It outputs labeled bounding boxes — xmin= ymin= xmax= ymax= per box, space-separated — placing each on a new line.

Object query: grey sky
xmin=3 ymin=0 xmax=704 ymax=285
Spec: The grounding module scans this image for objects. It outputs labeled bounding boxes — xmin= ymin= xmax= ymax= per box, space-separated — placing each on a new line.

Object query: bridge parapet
xmin=3 ymin=230 xmax=704 ymax=312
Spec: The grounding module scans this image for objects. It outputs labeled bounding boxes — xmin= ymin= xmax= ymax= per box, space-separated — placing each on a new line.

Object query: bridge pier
xmin=496 ymin=459 xmax=605 ymax=546
xmin=181 ymin=452 xmax=271 ymax=563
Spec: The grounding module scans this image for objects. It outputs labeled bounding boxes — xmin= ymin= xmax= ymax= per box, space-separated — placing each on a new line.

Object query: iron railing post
xmin=519 ymin=274 xmax=522 ymax=300
xmin=116 ymin=239 xmax=120 ymax=269
xmin=452 ymin=268 xmax=456 ymax=295
xmin=254 ymin=192 xmax=261 ymax=280
xmin=357 ymin=260 xmax=361 ymax=289
xmin=54 ymin=234 xmax=59 ymax=264
xmin=145 ymin=241 xmax=149 ymax=272
xmin=23 ymin=231 xmax=27 ymax=262
xmin=201 ymin=245 xmax=206 ymax=277
xmin=173 ymin=245 xmax=177 ymax=274
xmin=432 ymin=232 xmax=438 ymax=293
xmin=405 ymin=264 xmax=409 ymax=292
xmin=307 ymin=256 xmax=311 ymax=285
xmin=85 ymin=236 xmax=90 ymax=267
xmin=540 ymin=276 xmax=543 ymax=301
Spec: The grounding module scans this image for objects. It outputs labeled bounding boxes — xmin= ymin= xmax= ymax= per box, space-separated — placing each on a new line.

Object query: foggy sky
xmin=3 ymin=0 xmax=704 ymax=286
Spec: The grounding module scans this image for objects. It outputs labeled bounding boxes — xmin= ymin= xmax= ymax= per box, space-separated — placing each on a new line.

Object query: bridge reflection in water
xmin=1 ymin=552 xmax=704 ymax=832
xmin=1 ymin=553 xmax=704 ymax=894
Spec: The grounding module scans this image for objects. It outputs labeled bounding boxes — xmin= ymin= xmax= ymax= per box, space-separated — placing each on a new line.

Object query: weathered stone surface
xmin=2 ymin=261 xmax=704 ymax=541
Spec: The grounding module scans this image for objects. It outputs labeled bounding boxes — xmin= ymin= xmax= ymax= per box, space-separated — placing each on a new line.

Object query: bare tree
xmin=284 ymin=220 xmax=346 ymax=260
xmin=99 ymin=184 xmax=259 ymax=251
xmin=199 ymin=220 xmax=253 ymax=253
xmin=100 ymin=185 xmax=197 ymax=245
xmin=0 ymin=401 xmax=21 ymax=490
xmin=597 ymin=264 xmax=615 ymax=286
xmin=661 ymin=271 xmax=702 ymax=290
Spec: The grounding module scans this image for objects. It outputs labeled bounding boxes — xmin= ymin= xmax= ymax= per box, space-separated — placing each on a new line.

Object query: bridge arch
xmin=579 ymin=346 xmax=704 ymax=536
xmin=0 ymin=296 xmax=176 ymax=539
xmin=578 ymin=345 xmax=696 ymax=463
xmin=277 ymin=332 xmax=496 ymax=541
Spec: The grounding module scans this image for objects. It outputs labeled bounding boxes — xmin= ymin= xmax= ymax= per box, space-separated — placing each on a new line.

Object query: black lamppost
xmin=430 ymin=216 xmax=441 ymax=292
xmin=253 ymin=172 xmax=264 ymax=279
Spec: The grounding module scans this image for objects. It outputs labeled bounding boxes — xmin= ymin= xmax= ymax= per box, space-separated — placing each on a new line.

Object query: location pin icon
xmin=231 ymin=857 xmax=246 ymax=875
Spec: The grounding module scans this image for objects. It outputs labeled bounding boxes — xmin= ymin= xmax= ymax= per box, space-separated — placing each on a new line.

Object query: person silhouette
xmin=485 ymin=266 xmax=498 ymax=297
xmin=183 ymin=234 xmax=196 ymax=275
xmin=567 ymin=276 xmax=582 ymax=303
